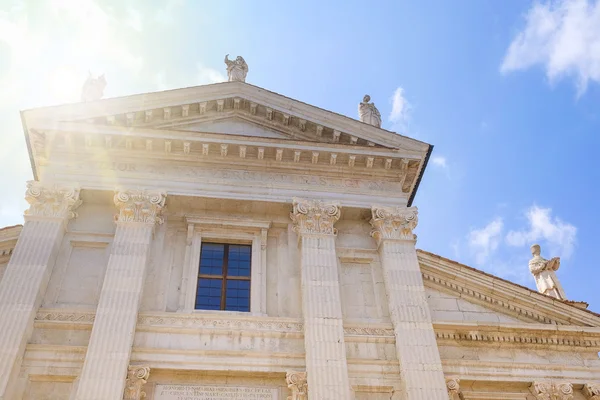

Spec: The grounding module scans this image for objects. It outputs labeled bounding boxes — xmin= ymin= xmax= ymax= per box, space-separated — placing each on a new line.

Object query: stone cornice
xmin=33 ymin=309 xmax=600 ymax=350
xmin=418 ymin=250 xmax=600 ymax=327
xmin=434 ymin=321 xmax=600 ymax=349
xmin=290 ymin=198 xmax=341 ymax=236
xmin=22 ymin=81 xmax=429 ymax=151
xmin=23 ymin=181 xmax=81 ymax=221
xmin=33 ymin=124 xmax=421 ymax=180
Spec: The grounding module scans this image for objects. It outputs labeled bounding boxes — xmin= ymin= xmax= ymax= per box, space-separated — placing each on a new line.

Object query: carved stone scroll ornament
xmin=584 ymin=383 xmax=600 ymax=400
xmin=114 ymin=190 xmax=166 ymax=224
xmin=370 ymin=206 xmax=418 ymax=245
xmin=24 ymin=181 xmax=82 ymax=220
xmin=529 ymin=244 xmax=567 ymax=300
xmin=530 ymin=382 xmax=573 ymax=400
xmin=446 ymin=378 xmax=464 ymax=400
xmin=286 ymin=371 xmax=307 ymax=400
xmin=290 ymin=198 xmax=341 ymax=236
xmin=123 ymin=366 xmax=150 ymax=400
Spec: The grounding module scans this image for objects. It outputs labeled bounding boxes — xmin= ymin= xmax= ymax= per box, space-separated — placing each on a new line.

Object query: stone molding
xmin=529 ymin=382 xmax=573 ymax=400
xmin=33 ymin=310 xmax=600 ymax=348
xmin=114 ymin=189 xmax=166 ymax=224
xmin=584 ymin=383 xmax=600 ymax=400
xmin=286 ymin=371 xmax=307 ymax=400
xmin=290 ymin=198 xmax=340 ymax=236
xmin=422 ymin=271 xmax=560 ymax=325
xmin=370 ymin=205 xmax=418 ymax=244
xmin=446 ymin=378 xmax=463 ymax=400
xmin=23 ymin=181 xmax=81 ymax=221
xmin=123 ymin=365 xmax=150 ymax=400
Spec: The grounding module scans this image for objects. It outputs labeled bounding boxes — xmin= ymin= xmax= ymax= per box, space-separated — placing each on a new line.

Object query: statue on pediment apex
xmin=225 ymin=54 xmax=248 ymax=82
xmin=358 ymin=94 xmax=382 ymax=128
xmin=529 ymin=244 xmax=567 ymax=300
xmin=81 ymin=72 xmax=106 ymax=102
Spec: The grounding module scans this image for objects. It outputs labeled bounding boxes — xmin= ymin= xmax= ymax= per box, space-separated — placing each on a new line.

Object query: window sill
xmin=177 ymin=308 xmax=267 ymax=317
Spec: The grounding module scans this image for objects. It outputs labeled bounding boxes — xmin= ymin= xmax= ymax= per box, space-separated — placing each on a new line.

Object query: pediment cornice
xmin=418 ymin=250 xmax=600 ymax=327
xmin=21 ymin=81 xmax=429 ymax=151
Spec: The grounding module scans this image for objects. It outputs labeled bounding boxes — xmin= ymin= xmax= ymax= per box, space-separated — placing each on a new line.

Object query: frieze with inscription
xmin=154 ymin=384 xmax=279 ymax=400
xmin=60 ymin=161 xmax=402 ymax=194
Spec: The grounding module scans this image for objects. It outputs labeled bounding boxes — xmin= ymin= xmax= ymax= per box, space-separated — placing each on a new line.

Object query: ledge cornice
xmin=418 ymin=250 xmax=600 ymax=327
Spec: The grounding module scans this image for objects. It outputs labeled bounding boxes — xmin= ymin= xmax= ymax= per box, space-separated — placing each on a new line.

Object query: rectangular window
xmin=195 ymin=242 xmax=251 ymax=312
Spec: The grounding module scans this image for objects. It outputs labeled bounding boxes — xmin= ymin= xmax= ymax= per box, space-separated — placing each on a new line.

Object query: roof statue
xmin=224 ymin=54 xmax=248 ymax=82
xmin=358 ymin=94 xmax=382 ymax=128
xmin=81 ymin=72 xmax=106 ymax=102
xmin=529 ymin=244 xmax=567 ymax=300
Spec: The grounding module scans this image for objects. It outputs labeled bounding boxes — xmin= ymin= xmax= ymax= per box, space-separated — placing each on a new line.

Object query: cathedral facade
xmin=0 ymin=59 xmax=599 ymax=400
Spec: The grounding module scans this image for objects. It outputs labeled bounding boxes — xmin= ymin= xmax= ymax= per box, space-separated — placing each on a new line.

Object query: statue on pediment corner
xmin=529 ymin=244 xmax=567 ymax=300
xmin=358 ymin=94 xmax=382 ymax=128
xmin=225 ymin=54 xmax=248 ymax=82
xmin=81 ymin=72 xmax=106 ymax=102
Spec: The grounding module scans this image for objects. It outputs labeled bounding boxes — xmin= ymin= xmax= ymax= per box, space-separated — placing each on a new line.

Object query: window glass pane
xmin=195 ymin=278 xmax=223 ymax=310
xmin=225 ymin=279 xmax=250 ymax=312
xmin=199 ymin=243 xmax=224 ymax=275
xmin=227 ymin=244 xmax=251 ymax=277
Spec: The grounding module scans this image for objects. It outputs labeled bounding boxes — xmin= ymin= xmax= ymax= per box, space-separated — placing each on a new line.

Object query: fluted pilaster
xmin=370 ymin=206 xmax=447 ymax=400
xmin=74 ymin=190 xmax=165 ymax=400
xmin=0 ymin=181 xmax=81 ymax=399
xmin=290 ymin=198 xmax=350 ymax=400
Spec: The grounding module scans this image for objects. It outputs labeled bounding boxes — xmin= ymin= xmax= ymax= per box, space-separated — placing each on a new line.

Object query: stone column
xmin=290 ymin=198 xmax=350 ymax=400
xmin=0 ymin=181 xmax=81 ymax=399
xmin=74 ymin=190 xmax=166 ymax=400
xmin=370 ymin=206 xmax=447 ymax=400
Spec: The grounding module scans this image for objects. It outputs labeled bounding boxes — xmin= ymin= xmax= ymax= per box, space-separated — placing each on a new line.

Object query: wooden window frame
xmin=197 ymin=242 xmax=252 ymax=311
xmin=179 ymin=215 xmax=270 ymax=315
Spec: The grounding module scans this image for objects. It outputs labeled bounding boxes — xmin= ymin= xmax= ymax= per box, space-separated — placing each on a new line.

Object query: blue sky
xmin=1 ymin=0 xmax=600 ymax=310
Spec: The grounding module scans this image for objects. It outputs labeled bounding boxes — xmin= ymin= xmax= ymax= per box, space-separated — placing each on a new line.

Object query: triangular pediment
xmin=173 ymin=115 xmax=293 ymax=139
xmin=21 ymin=81 xmax=430 ymax=152
xmin=418 ymin=250 xmax=600 ymax=327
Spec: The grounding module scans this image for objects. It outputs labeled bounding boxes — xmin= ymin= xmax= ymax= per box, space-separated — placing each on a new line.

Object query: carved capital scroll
xmin=114 ymin=190 xmax=166 ymax=224
xmin=286 ymin=371 xmax=307 ymax=400
xmin=530 ymin=382 xmax=573 ymax=400
xmin=446 ymin=378 xmax=463 ymax=400
xmin=290 ymin=198 xmax=340 ymax=236
xmin=24 ymin=181 xmax=82 ymax=221
xmin=370 ymin=206 xmax=418 ymax=244
xmin=584 ymin=383 xmax=600 ymax=400
xmin=123 ymin=365 xmax=150 ymax=400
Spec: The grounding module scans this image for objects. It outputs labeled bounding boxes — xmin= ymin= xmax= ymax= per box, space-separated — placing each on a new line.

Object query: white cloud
xmin=467 ymin=217 xmax=504 ymax=265
xmin=431 ymin=156 xmax=447 ymax=169
xmin=196 ymin=63 xmax=226 ymax=84
xmin=501 ymin=0 xmax=600 ymax=94
xmin=506 ymin=205 xmax=577 ymax=258
xmin=388 ymin=87 xmax=411 ymax=125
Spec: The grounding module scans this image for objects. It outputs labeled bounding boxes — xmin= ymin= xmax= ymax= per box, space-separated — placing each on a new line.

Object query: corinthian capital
xmin=446 ymin=378 xmax=463 ymax=400
xmin=114 ymin=190 xmax=166 ymax=224
xmin=286 ymin=371 xmax=307 ymax=400
xmin=24 ymin=181 xmax=81 ymax=221
xmin=530 ymin=382 xmax=573 ymax=400
xmin=123 ymin=365 xmax=150 ymax=400
xmin=370 ymin=206 xmax=418 ymax=244
xmin=584 ymin=383 xmax=600 ymax=400
xmin=290 ymin=198 xmax=340 ymax=236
